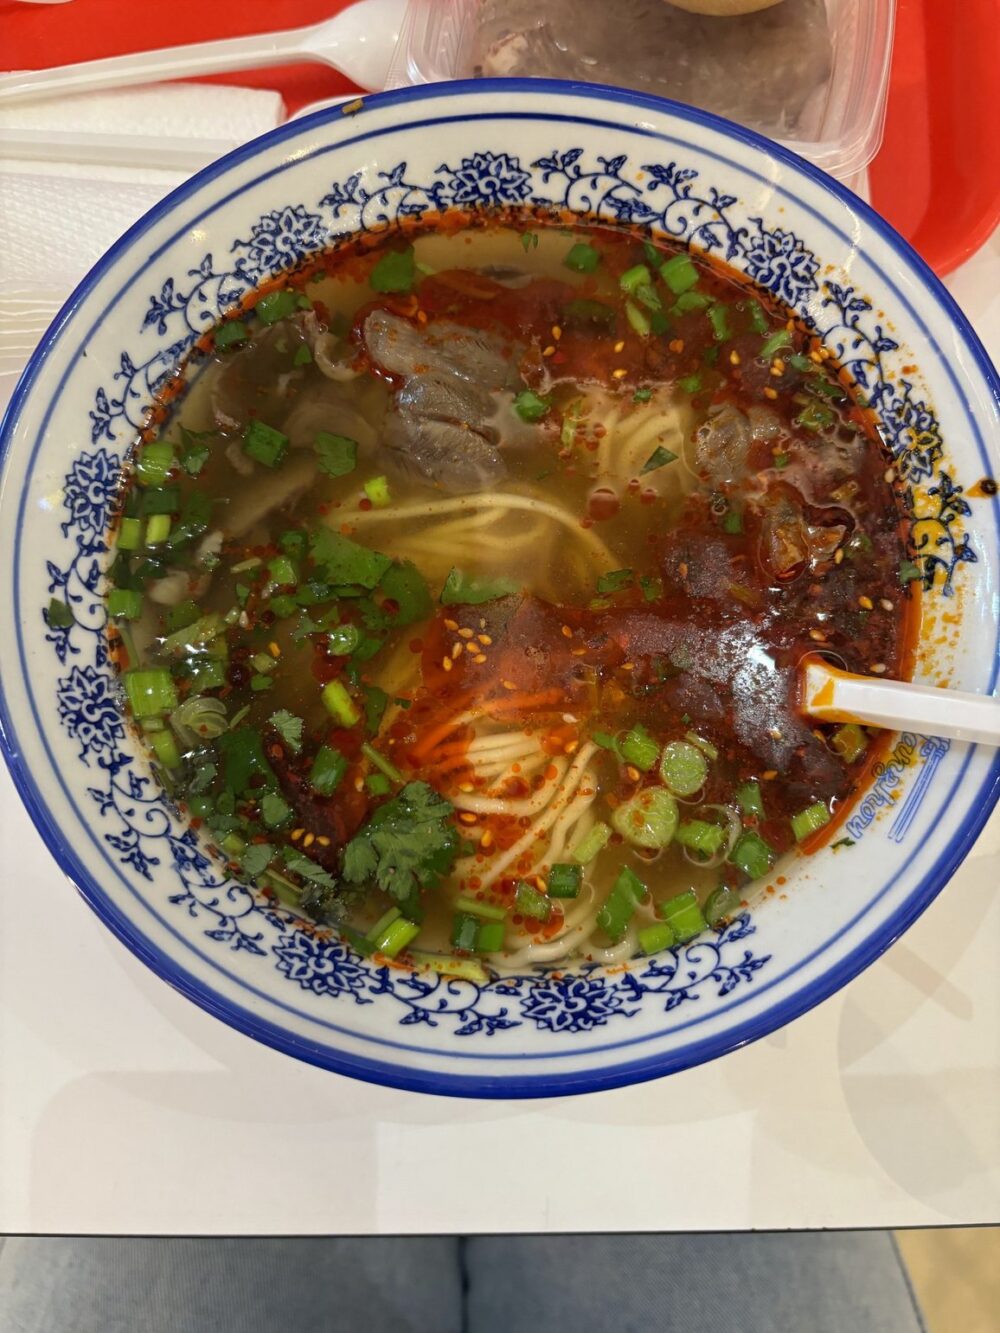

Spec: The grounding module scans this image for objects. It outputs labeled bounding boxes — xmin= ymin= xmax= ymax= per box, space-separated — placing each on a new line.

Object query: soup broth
xmin=107 ymin=218 xmax=915 ymax=972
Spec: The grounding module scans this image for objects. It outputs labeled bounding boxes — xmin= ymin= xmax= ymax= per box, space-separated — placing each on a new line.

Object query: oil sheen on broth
xmin=108 ymin=220 xmax=915 ymax=973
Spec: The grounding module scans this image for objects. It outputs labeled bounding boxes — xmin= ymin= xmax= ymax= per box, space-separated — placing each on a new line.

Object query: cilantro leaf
xmin=268 ymin=708 xmax=304 ymax=753
xmin=284 ymin=850 xmax=339 ymax=891
xmin=342 ymin=781 xmax=458 ymax=904
xmin=240 ymin=843 xmax=274 ymax=878
xmin=310 ymin=529 xmax=392 ymax=590
xmin=314 ymin=432 xmax=358 ymax=477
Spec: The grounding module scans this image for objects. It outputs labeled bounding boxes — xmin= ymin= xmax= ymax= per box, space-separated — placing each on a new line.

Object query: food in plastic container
xmin=387 ymin=0 xmax=896 ymax=183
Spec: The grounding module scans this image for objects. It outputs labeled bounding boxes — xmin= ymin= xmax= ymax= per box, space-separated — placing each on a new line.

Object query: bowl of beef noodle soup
xmin=1 ymin=82 xmax=997 ymax=1095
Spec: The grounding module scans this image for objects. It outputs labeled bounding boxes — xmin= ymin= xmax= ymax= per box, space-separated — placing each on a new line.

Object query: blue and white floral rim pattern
xmin=1 ymin=82 xmax=998 ymax=1097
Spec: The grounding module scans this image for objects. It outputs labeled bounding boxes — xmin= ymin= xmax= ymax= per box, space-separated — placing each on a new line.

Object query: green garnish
xmin=547 ymin=862 xmax=583 ymax=898
xmin=244 ymin=419 xmax=289 ymax=468
xmin=363 ymin=475 xmax=391 ymax=508
xmin=656 ymin=889 xmax=706 ymax=944
xmin=292 ymin=344 xmax=313 ymax=367
xmin=735 ymin=780 xmax=764 ymax=818
xmin=641 ymin=445 xmax=678 ymax=474
xmin=440 ymin=568 xmax=519 ymax=606
xmin=564 ymin=242 xmax=601 ymax=273
xmin=214 ymin=320 xmax=250 ymax=349
xmin=760 ymin=329 xmax=792 ymax=358
xmin=562 ymin=298 xmax=616 ymax=331
xmin=729 ymin=830 xmax=773 ymax=880
xmin=618 ymin=723 xmax=659 ymax=772
xmin=708 ymin=304 xmax=731 ymax=341
xmin=342 ymin=781 xmax=459 ymax=905
xmin=899 ymin=559 xmax=923 ymax=584
xmin=239 ymin=843 xmax=275 ymax=879
xmin=310 ymin=744 xmax=348 ymax=796
xmin=660 ymin=252 xmax=700 ymax=295
xmin=321 ymin=679 xmax=361 ymax=727
xmin=380 ymin=561 xmax=433 ymax=625
xmin=310 ymin=529 xmax=392 ymax=590
xmin=369 ymin=246 xmax=416 ymax=294
xmin=47 ymin=597 xmax=75 ymax=629
xmin=513 ymin=390 xmax=551 ymax=422
xmin=260 ymin=791 xmax=291 ymax=829
xmin=521 ymin=232 xmax=540 ymax=252
xmin=633 ymin=387 xmax=653 ymax=403
xmin=255 ymin=289 xmax=300 ymax=324
xmin=791 ymin=801 xmax=831 ymax=842
xmin=314 ymin=431 xmax=358 ymax=477
xmin=135 ymin=441 xmax=175 ymax=487
xmin=268 ymin=709 xmax=303 ymax=752
xmin=678 ymin=373 xmax=703 ymax=395
xmin=570 ymin=822 xmax=611 ymax=865
xmin=611 ymin=787 xmax=679 ymax=850
xmin=596 ymin=568 xmax=633 ymax=594
xmin=597 ymin=866 xmax=648 ymax=942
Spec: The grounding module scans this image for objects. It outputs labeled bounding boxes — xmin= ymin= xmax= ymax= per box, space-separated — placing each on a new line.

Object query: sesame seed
xmin=612 ymin=368 xmax=628 ymax=379
xmin=465 ymin=640 xmax=479 ymax=654
xmin=763 ymin=769 xmax=778 ymax=780
xmin=480 ymin=829 xmax=495 ymax=849
xmin=442 ymin=657 xmax=453 ymax=672
xmin=444 ymin=619 xmax=459 ymax=630
xmin=764 ymin=387 xmax=778 ymax=399
xmin=625 ymin=765 xmax=640 ymax=782
xmin=621 ymin=662 xmax=635 ymax=671
xmin=884 ymin=467 xmax=895 ymax=483
xmin=729 ymin=350 xmax=741 ymax=366
xmin=669 ymin=339 xmax=684 ymax=354
xmin=614 ymin=340 xmax=625 ymax=353
xmin=459 ymin=811 xmax=478 ymax=824
xmin=768 ymin=727 xmax=783 ymax=740
xmin=552 ymin=325 xmax=562 ymax=341
xmin=268 ymin=641 xmax=281 ymax=657
xmin=570 ymin=647 xmax=587 ymax=656
xmin=450 ymin=642 xmax=461 ymax=659
xmin=834 ymin=548 xmax=844 ymax=564
xmin=769 ymin=363 xmax=784 ymax=377
xmin=316 ymin=836 xmax=331 ymax=848
xmin=880 ymin=598 xmax=894 ymax=611
xmin=564 ymin=740 xmax=579 ymax=754
xmin=478 ymin=634 xmax=492 ymax=645
xmin=303 ymin=832 xmax=315 ymax=848
xmin=810 ymin=350 xmax=823 ymax=364
xmin=561 ymin=625 xmax=573 ymax=638
xmin=479 ymin=618 xmax=487 ymax=629
xmin=502 ymin=679 xmax=517 ymax=690
xmin=871 ymin=662 xmax=887 ymax=674
xmin=858 ymin=595 xmax=874 ymax=610
xmin=458 ymin=782 xmax=475 ymax=793
xmin=416 ymin=309 xmax=428 ymax=325
xmin=809 ymin=628 xmax=827 ymax=641
xmin=459 ymin=627 xmax=474 ymax=638
xmin=542 ymin=345 xmax=556 ymax=357
xmin=473 ymin=653 xmax=487 ymax=664
xmin=290 ymin=828 xmax=304 ymax=842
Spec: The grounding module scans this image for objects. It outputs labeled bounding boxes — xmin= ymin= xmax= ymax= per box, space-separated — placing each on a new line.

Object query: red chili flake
xmin=358 ymin=498 xmax=373 ymax=512
xmin=409 ymin=638 xmax=423 ymax=654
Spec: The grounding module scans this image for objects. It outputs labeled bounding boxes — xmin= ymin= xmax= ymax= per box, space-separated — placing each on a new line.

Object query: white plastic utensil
xmin=802 ymin=658 xmax=1000 ymax=747
xmin=0 ymin=0 xmax=406 ymax=105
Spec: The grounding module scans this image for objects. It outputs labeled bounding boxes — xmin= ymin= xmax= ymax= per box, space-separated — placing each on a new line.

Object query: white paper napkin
xmin=0 ymin=83 xmax=285 ymax=402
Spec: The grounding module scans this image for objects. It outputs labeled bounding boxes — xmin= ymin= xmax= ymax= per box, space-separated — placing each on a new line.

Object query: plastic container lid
xmin=387 ymin=0 xmax=895 ymax=183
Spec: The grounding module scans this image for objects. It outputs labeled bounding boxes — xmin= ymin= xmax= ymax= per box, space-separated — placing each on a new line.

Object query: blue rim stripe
xmin=1 ymin=80 xmax=999 ymax=1096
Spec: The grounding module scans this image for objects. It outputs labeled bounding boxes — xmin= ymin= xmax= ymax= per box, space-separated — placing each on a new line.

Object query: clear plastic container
xmin=386 ymin=0 xmax=896 ymax=185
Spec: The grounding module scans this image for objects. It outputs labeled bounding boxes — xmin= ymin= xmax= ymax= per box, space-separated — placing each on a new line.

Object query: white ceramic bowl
xmin=1 ymin=81 xmax=998 ymax=1097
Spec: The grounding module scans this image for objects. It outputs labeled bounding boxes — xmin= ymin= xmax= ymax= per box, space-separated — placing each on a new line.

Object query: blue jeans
xmin=0 ymin=1233 xmax=926 ymax=1333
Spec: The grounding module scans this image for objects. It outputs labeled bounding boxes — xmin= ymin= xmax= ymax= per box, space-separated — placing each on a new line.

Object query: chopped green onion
xmin=250 ymin=674 xmax=273 ymax=692
xmin=678 ymin=373 xmax=703 ymax=395
xmin=107 ymin=588 xmax=142 ymax=621
xmin=144 ymin=514 xmax=171 ymax=546
xmin=314 ymin=431 xmax=357 ymax=477
xmin=619 ymin=724 xmax=660 ymax=772
xmin=641 ymin=445 xmax=678 ymax=474
xmin=796 ymin=401 xmax=835 ymax=433
xmin=454 ymin=896 xmax=506 ymax=922
xmin=373 ymin=916 xmax=421 ymax=958
xmin=149 ymin=726 xmax=181 ymax=769
xmin=659 ymin=740 xmax=707 ymax=796
xmin=514 ymin=881 xmax=552 ymax=920
xmin=255 ymin=289 xmax=299 ymax=324
xmin=360 ymin=741 xmax=403 ymax=784
xmin=675 ymin=819 xmax=725 ymax=858
xmin=704 ymin=885 xmax=742 ymax=927
xmin=159 ymin=611 xmax=224 ymax=657
xmin=293 ymin=343 xmax=313 ymax=367
xmin=476 ymin=921 xmax=505 ymax=953
xmin=633 ymin=387 xmax=653 ymax=403
xmin=244 ymin=419 xmax=289 ymax=468
xmin=321 ymin=679 xmax=360 ymax=727
xmin=548 ymin=862 xmax=583 ymax=897
xmin=563 ymin=242 xmax=601 ymax=273
xmin=117 ymin=516 xmax=142 ymax=550
xmin=135 ymin=441 xmax=175 ymax=487
xmin=440 ymin=568 xmax=518 ymax=606
xmin=729 ymin=830 xmax=773 ymax=880
xmin=722 ymin=509 xmax=743 ymax=535
xmin=657 ymin=889 xmax=706 ymax=943
xmin=832 ymin=723 xmax=867 ymax=764
xmin=214 ymin=319 xmax=250 ymax=349
xmin=735 ymin=780 xmax=764 ymax=818
xmin=366 ymin=906 xmax=401 ymax=941
xmin=521 ymin=231 xmax=540 ymax=252
xmin=165 ymin=599 xmax=200 ymax=634
xmin=266 ymin=553 xmax=298 ymax=589
xmin=640 ymin=574 xmax=663 ymax=602
xmin=671 ymin=290 xmax=711 ymax=315
xmin=562 ymin=298 xmax=616 ymax=331
xmin=708 ymin=304 xmax=731 ymax=341
xmin=569 ymin=822 xmax=611 ymax=864
xmin=451 ymin=912 xmax=480 ymax=952
xmin=684 ymin=731 xmax=718 ymax=761
xmin=620 ymin=263 xmax=652 ymax=296
xmin=124 ymin=668 xmax=178 ymax=720
xmin=596 ymin=568 xmax=633 ymax=594
xmin=366 ymin=772 xmax=392 ymax=796
xmin=626 ymin=300 xmax=651 ymax=336
xmin=597 ymin=866 xmax=648 ymax=942
xmin=327 ymin=624 xmax=362 ymax=656
xmin=638 ymin=922 xmax=676 ymax=954
xmin=364 ymin=475 xmax=391 ymax=508
xmin=791 ymin=801 xmax=831 ymax=842
xmin=660 ymin=252 xmax=700 ymax=295
xmin=410 ymin=952 xmax=489 ymax=984
xmin=760 ymin=329 xmax=792 ymax=358
xmin=611 ymin=787 xmax=679 ymax=849
xmin=747 ymin=302 xmax=770 ymax=335
xmin=513 ymin=390 xmax=551 ymax=423
xmin=899 ymin=558 xmax=923 ymax=584
xmin=140 ymin=486 xmax=180 ymax=516
xmin=369 ymin=246 xmax=415 ymax=294
xmin=310 ymin=744 xmax=348 ymax=795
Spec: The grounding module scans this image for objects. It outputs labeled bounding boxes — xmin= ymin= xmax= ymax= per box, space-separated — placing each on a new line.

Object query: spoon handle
xmin=0 ymin=25 xmax=315 ymax=106
xmin=802 ymin=660 xmax=1000 ymax=747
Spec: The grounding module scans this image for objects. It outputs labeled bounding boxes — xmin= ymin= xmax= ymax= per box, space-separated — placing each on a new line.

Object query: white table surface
xmin=1 ymin=222 xmax=998 ymax=1238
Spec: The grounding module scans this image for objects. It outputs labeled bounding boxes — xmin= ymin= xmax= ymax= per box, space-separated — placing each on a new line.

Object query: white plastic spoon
xmin=0 ymin=0 xmax=407 ymax=105
xmin=802 ymin=658 xmax=1000 ymax=747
